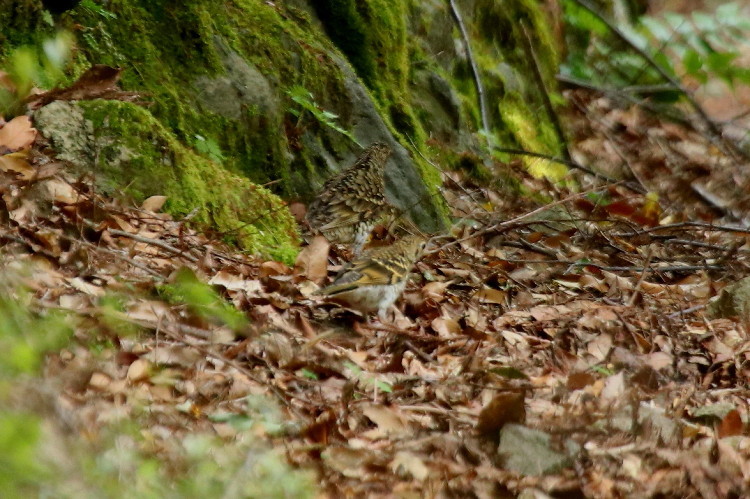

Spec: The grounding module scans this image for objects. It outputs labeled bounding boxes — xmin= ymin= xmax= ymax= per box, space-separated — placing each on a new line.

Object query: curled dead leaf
xmin=140 ymin=195 xmax=168 ymax=212
xmin=391 ymin=452 xmax=429 ymax=481
xmin=294 ymin=235 xmax=329 ymax=284
xmin=431 ymin=316 xmax=461 ymax=337
xmin=0 ymin=116 xmax=37 ymax=151
xmin=475 ymin=286 xmax=507 ymax=305
xmin=0 ymin=152 xmax=35 ymax=180
xmin=422 ymin=280 xmax=450 ymax=302
xmin=126 ymin=359 xmax=151 ymax=382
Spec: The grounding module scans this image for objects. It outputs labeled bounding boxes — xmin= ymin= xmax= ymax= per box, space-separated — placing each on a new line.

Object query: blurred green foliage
xmin=0 ymin=266 xmax=315 ymax=497
xmin=0 ymin=30 xmax=74 ymax=117
xmin=562 ymin=1 xmax=750 ymax=96
xmin=158 ymin=267 xmax=248 ymax=332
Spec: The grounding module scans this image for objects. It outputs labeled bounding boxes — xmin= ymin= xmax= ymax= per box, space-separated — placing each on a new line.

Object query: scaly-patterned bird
xmin=316 ymin=234 xmax=426 ymax=320
xmin=305 ymin=142 xmax=394 ymax=254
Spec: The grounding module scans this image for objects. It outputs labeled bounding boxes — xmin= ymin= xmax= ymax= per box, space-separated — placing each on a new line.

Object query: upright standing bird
xmin=305 ymin=142 xmax=394 ymax=254
xmin=316 ymin=234 xmax=426 ymax=320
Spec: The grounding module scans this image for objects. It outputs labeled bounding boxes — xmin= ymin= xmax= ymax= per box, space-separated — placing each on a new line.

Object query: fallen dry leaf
xmin=0 ymin=116 xmax=36 ymax=151
xmin=294 ymin=235 xmax=329 ymax=284
xmin=0 ymin=152 xmax=35 ymax=179
xmin=141 ymin=195 xmax=168 ymax=212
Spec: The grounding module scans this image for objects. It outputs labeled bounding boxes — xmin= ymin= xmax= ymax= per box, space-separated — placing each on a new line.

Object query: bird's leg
xmin=353 ymin=320 xmax=369 ymax=335
xmin=376 ymin=305 xmax=399 ymax=324
xmin=377 ymin=308 xmax=388 ymax=323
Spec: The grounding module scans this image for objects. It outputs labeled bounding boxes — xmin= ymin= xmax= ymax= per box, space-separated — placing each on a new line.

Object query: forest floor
xmin=4 ymin=86 xmax=750 ymax=497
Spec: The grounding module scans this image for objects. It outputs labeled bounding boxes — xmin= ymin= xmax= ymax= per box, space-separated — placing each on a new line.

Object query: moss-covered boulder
xmin=2 ymin=0 xmax=564 ymax=256
xmin=34 ymin=100 xmax=299 ymax=263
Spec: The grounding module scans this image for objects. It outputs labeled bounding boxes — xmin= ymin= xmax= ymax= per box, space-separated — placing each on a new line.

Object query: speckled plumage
xmin=316 ymin=235 xmax=426 ymax=319
xmin=305 ymin=142 xmax=394 ymax=254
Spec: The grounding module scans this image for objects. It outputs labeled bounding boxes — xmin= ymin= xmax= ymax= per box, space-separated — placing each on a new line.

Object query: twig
xmin=520 ymin=20 xmax=571 ymax=163
xmin=613 ymin=221 xmax=750 ymax=237
xmin=448 ymin=0 xmax=490 ymax=143
xmin=493 ymin=147 xmax=646 ymax=194
xmin=430 ymin=185 xmax=616 ymax=254
xmin=653 ymin=237 xmax=735 ymax=252
xmin=558 ymin=74 xmax=693 ymax=128
xmin=569 ymin=96 xmax=650 ymax=192
xmin=406 ymin=135 xmax=489 ymax=213
xmin=55 ymin=232 xmax=166 ymax=280
xmin=490 ymin=257 xmax=722 ymax=273
xmin=496 ymin=240 xmax=558 ymax=259
xmin=37 ymin=301 xmax=215 ymax=340
xmin=106 ymin=227 xmax=200 ymax=263
xmin=667 ymin=304 xmax=707 ymax=320
xmin=627 ymin=247 xmax=653 ymax=307
xmin=403 ymin=339 xmax=436 ymax=363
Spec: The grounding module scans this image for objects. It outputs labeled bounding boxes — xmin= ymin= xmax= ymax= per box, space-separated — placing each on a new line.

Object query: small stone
xmin=498 ymin=424 xmax=572 ymax=476
xmin=126 ymin=359 xmax=151 ymax=382
xmin=89 ymin=372 xmax=111 ymax=390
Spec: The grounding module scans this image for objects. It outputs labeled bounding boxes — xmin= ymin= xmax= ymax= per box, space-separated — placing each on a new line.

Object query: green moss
xmin=404 ymin=0 xmax=564 ymax=183
xmin=471 ymin=0 xmax=563 ymax=160
xmin=3 ymin=0 xmax=562 ymax=251
xmin=310 ymin=0 xmax=376 ymax=86
xmin=59 ymin=0 xmax=349 ymax=196
xmin=78 ymin=99 xmax=299 ymax=263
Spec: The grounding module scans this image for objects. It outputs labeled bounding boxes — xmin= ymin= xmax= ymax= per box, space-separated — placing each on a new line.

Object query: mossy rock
xmin=4 ymin=0 xmax=565 ymax=249
xmin=34 ymin=100 xmax=299 ymax=263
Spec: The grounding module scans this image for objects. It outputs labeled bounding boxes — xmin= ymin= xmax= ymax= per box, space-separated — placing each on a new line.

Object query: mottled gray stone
xmin=497 ymin=424 xmax=572 ymax=476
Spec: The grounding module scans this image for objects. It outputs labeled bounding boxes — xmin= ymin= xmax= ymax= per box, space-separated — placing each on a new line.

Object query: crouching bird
xmin=315 ymin=234 xmax=426 ymax=321
xmin=305 ymin=142 xmax=396 ymax=255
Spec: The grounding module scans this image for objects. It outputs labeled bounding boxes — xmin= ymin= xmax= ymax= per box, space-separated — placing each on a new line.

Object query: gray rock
xmin=708 ymin=277 xmax=750 ymax=320
xmin=410 ymin=69 xmax=464 ymax=146
xmin=194 ymin=37 xmax=279 ymax=121
xmin=194 ymin=35 xmax=446 ymax=233
xmin=607 ymin=403 xmax=680 ymax=444
xmin=497 ymin=424 xmax=572 ymax=476
xmin=33 ymin=101 xmax=94 ymax=168
xmin=323 ymin=56 xmax=446 ymax=233
xmin=692 ymin=402 xmax=737 ymax=422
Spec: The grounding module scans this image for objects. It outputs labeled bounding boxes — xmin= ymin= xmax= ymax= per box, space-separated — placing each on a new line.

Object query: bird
xmin=305 ymin=142 xmax=395 ymax=255
xmin=315 ymin=234 xmax=426 ymax=320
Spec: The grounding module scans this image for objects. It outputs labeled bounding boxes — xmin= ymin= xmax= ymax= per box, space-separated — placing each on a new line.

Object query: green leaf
xmin=682 ymin=49 xmax=703 ymax=75
xmin=286 ymin=86 xmax=360 ymax=146
xmin=716 ymin=2 xmax=741 ymax=25
xmin=563 ymin=1 xmax=608 ymax=36
xmin=640 ymin=17 xmax=672 ymax=43
xmin=299 ymin=368 xmax=319 ymax=380
xmin=591 ymin=365 xmax=614 ymax=376
xmin=80 ymin=0 xmax=117 ymax=19
xmin=375 ymin=380 xmax=393 ymax=393
xmin=41 ymin=10 xmax=54 ymax=26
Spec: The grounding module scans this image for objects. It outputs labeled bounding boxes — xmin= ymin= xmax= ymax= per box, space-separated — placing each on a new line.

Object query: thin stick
xmin=448 ymin=0 xmax=490 ymax=143
xmin=430 ymin=186 xmax=612 ymax=254
xmin=520 ymin=20 xmax=571 ymax=163
xmin=613 ymin=221 xmax=750 ymax=237
xmin=627 ymin=247 xmax=653 ymax=307
xmin=496 ymin=259 xmax=722 ymax=273
xmin=406 ymin=135 xmax=489 ymax=213
xmin=106 ymin=227 xmax=200 ymax=263
xmin=557 ymin=74 xmax=693 ymax=127
xmin=493 ymin=147 xmax=646 ymax=194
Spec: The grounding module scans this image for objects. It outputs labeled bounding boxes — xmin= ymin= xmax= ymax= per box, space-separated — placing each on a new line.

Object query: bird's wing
xmin=318 ymin=259 xmax=394 ymax=295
